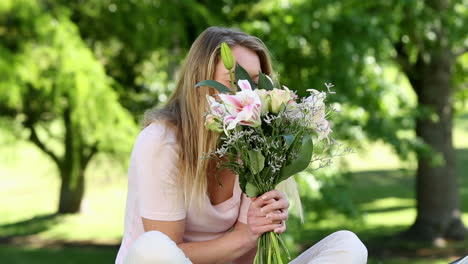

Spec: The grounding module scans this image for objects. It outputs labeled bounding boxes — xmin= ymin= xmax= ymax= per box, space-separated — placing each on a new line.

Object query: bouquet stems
xmin=254 ymin=231 xmax=290 ymax=264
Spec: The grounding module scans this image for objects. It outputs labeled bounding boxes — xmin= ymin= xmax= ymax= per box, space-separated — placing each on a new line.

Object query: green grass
xmin=0 ymin=114 xmax=467 ymax=263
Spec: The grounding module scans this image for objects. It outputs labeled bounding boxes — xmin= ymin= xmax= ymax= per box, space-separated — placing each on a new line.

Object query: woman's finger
xmin=251 ymin=223 xmax=284 ymax=236
xmin=250 ymin=196 xmax=275 ymax=209
xmin=249 ymin=215 xmax=279 ymax=226
xmin=261 ymin=199 xmax=289 ymax=214
xmin=266 ymin=211 xmax=289 ymax=221
xmin=274 ymin=221 xmax=287 ymax=234
xmin=260 ymin=190 xmax=286 ymax=201
xmin=249 ymin=199 xmax=277 ymax=217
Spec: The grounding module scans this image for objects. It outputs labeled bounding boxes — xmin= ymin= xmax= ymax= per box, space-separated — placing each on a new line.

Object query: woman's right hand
xmin=245 ymin=190 xmax=289 ymax=242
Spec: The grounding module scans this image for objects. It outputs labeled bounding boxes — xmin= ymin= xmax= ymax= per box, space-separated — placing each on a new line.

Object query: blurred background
xmin=0 ymin=0 xmax=467 ymax=263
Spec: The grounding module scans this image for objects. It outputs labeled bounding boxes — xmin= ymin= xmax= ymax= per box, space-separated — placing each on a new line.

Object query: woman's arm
xmin=142 ymin=218 xmax=258 ymax=264
xmin=142 ymin=189 xmax=289 ymax=264
xmin=179 ymin=221 xmax=257 ymax=264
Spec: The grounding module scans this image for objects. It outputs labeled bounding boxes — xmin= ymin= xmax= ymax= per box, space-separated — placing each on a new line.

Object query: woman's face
xmin=214 ymin=45 xmax=261 ymax=90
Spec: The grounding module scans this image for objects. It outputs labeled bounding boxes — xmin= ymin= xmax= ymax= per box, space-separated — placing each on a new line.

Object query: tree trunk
xmin=405 ymin=50 xmax=466 ymax=241
xmin=57 ymin=106 xmax=85 ymax=214
xmin=58 ymin=166 xmax=85 ymax=214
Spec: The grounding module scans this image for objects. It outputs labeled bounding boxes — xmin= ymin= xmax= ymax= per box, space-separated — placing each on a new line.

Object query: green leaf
xmin=283 ymin=134 xmax=295 ymax=148
xmin=246 ymin=182 xmax=260 ymax=197
xmin=258 ymin=72 xmax=274 ymax=91
xmin=235 ymin=64 xmax=256 ymax=89
xmin=248 ymin=150 xmax=265 ymax=175
xmin=195 ymin=80 xmax=230 ymax=93
xmin=278 ymin=134 xmax=313 ymax=183
xmin=239 ymin=173 xmax=247 ymax=194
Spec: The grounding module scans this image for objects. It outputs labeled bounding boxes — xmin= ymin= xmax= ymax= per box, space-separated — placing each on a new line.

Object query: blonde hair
xmin=144 ymin=26 xmax=302 ymax=219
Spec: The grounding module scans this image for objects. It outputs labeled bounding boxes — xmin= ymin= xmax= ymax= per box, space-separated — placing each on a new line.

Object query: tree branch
xmin=394 ymin=40 xmax=425 ymax=97
xmin=27 ymin=122 xmax=62 ymax=166
xmin=394 ymin=40 xmax=412 ymax=75
xmin=82 ymin=142 xmax=98 ymax=168
xmin=0 ymin=104 xmax=19 ymax=118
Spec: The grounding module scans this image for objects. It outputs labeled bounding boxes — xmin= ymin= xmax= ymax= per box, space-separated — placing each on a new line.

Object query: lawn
xmin=0 ymin=114 xmax=467 ymax=263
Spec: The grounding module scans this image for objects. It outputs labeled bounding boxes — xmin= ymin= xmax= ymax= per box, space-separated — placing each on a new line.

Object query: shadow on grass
xmin=349 ymin=147 xmax=467 ymax=206
xmin=349 ymin=169 xmax=415 ymax=205
xmin=0 ymin=244 xmax=118 ymax=264
xmin=0 ymin=213 xmax=60 ymax=242
xmin=363 ymin=205 xmax=414 ymax=214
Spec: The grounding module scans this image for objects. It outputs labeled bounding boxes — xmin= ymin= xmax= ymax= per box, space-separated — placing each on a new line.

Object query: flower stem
xmin=276 ymin=232 xmax=291 ymax=261
xmin=269 ymin=231 xmax=283 ymax=264
xmin=254 ymin=238 xmax=260 ymax=264
xmin=229 ymin=70 xmax=235 ymax=93
xmin=267 ymin=240 xmax=272 ymax=264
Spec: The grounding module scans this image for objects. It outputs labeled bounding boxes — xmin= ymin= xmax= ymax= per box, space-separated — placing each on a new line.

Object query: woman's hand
xmin=246 ymin=190 xmax=289 ymax=241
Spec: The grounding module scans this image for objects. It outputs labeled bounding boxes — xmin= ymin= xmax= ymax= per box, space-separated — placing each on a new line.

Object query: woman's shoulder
xmin=136 ymin=120 xmax=179 ymax=148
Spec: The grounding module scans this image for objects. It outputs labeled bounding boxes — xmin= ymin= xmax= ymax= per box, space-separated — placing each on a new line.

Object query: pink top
xmin=115 ymin=122 xmax=252 ymax=264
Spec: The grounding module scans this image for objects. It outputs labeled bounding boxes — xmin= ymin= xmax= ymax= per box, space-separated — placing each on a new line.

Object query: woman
xmin=115 ymin=26 xmax=367 ymax=264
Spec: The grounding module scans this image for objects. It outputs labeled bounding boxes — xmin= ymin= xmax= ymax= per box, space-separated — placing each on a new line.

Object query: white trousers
xmin=124 ymin=230 xmax=368 ymax=264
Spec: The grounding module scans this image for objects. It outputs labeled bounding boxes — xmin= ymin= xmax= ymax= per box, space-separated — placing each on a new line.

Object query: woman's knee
xmin=332 ymin=230 xmax=368 ymax=263
xmin=124 ymin=231 xmax=192 ymax=264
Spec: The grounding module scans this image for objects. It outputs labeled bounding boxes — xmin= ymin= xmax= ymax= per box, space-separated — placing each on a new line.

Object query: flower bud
xmin=205 ymin=114 xmax=223 ymax=133
xmin=220 ymin=42 xmax=234 ymax=70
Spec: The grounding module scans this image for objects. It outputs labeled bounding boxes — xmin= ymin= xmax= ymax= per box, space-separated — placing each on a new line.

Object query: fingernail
xmin=260 ymin=207 xmax=264 ymax=213
xmin=261 ymin=195 xmax=267 ymax=200
xmin=266 ymin=213 xmax=271 ymax=219
xmin=274 ymin=228 xmax=280 ymax=233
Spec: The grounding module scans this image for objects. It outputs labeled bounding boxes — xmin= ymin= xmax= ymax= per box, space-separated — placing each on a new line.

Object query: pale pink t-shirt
xmin=115 ymin=122 xmax=252 ymax=263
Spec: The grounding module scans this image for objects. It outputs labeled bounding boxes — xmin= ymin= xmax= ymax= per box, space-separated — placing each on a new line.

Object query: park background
xmin=0 ymin=0 xmax=467 ymax=263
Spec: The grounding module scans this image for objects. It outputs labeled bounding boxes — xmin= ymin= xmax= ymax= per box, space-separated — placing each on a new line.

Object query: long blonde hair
xmin=144 ymin=26 xmax=302 ymax=218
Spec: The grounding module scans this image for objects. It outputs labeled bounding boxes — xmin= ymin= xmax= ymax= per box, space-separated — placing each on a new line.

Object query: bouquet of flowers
xmin=196 ymin=43 xmax=335 ymax=264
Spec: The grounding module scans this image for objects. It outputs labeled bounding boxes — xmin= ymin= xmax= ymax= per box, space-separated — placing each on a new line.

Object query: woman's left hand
xmin=257 ymin=189 xmax=289 ymax=234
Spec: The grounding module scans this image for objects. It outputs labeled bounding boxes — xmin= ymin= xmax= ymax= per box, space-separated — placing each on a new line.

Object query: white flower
xmin=207 ymin=95 xmax=226 ymax=119
xmin=269 ymin=88 xmax=292 ymax=114
xmin=255 ymin=89 xmax=270 ymax=115
xmin=303 ymin=89 xmax=332 ymax=140
xmin=284 ymin=101 xmax=302 ymax=120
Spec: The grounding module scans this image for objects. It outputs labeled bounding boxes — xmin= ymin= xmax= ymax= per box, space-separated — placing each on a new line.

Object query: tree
xmin=0 ymin=0 xmax=136 ymax=214
xmin=393 ymin=0 xmax=467 ymax=241
xmin=240 ymin=0 xmax=467 ymax=241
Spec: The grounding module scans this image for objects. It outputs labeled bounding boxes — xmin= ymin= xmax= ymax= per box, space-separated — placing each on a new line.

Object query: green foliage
xmin=57 ymin=0 xmax=226 ymax=115
xmin=239 ymin=0 xmax=467 ymax=159
xmin=0 ymin=0 xmax=137 ymax=156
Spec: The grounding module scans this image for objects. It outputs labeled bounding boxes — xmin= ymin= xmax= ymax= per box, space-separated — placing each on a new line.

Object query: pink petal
xmin=238 ymin=79 xmax=252 ymax=91
xmin=221 ymin=95 xmax=243 ymax=109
